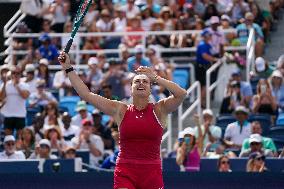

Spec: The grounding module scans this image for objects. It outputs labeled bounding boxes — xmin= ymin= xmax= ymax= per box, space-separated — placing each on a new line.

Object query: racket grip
xmin=64 ymin=38 xmax=73 ymax=53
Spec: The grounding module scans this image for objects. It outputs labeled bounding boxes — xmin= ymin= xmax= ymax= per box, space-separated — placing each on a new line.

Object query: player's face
xmin=131 ymin=74 xmax=151 ymax=98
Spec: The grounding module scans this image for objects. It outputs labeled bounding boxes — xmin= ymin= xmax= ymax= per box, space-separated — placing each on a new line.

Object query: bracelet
xmin=65 ymin=67 xmax=74 ymax=74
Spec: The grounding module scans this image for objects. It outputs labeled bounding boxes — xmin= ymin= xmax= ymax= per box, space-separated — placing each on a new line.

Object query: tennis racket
xmin=64 ymin=0 xmax=93 ymax=53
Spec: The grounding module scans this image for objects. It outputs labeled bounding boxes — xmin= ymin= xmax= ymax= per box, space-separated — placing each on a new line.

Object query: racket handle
xmin=64 ymin=38 xmax=73 ymax=53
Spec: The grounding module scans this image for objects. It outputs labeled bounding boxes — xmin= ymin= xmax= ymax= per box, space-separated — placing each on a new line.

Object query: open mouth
xmin=137 ymin=87 xmax=145 ymax=91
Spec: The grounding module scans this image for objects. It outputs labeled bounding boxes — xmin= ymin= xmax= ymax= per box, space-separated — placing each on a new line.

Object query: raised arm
xmin=58 ymin=52 xmax=126 ymax=120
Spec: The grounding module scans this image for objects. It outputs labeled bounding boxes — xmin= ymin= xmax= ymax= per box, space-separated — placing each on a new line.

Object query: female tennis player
xmin=58 ymin=52 xmax=187 ymax=189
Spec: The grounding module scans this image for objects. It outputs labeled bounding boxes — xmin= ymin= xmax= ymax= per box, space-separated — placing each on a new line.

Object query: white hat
xmin=25 ymin=64 xmax=36 ymax=72
xmin=221 ymin=14 xmax=231 ymax=22
xmin=249 ymin=134 xmax=262 ymax=144
xmin=271 ymin=70 xmax=283 ymax=78
xmin=234 ymin=105 xmax=249 ymax=114
xmin=134 ymin=45 xmax=144 ymax=54
xmin=210 ymin=16 xmax=220 ymax=24
xmin=39 ymin=139 xmax=51 ymax=148
xmin=178 ymin=131 xmax=185 ymax=139
xmin=202 ymin=109 xmax=213 ymax=116
xmin=183 ymin=127 xmax=196 ymax=136
xmin=255 ymin=57 xmax=266 ymax=72
xmin=0 ymin=64 xmax=10 ymax=72
xmin=4 ymin=135 xmax=15 ymax=143
xmin=88 ymin=57 xmax=98 ymax=65
xmin=39 ymin=58 xmax=49 ymax=66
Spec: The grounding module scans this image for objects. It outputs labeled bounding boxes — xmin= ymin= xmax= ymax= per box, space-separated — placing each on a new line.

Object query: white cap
xmin=88 ymin=57 xmax=98 ymax=65
xmin=25 ymin=64 xmax=36 ymax=72
xmin=221 ymin=14 xmax=231 ymax=22
xmin=39 ymin=139 xmax=51 ymax=148
xmin=202 ymin=109 xmax=213 ymax=116
xmin=178 ymin=131 xmax=185 ymax=139
xmin=255 ymin=57 xmax=266 ymax=72
xmin=134 ymin=45 xmax=144 ymax=54
xmin=249 ymin=134 xmax=262 ymax=144
xmin=234 ymin=105 xmax=249 ymax=114
xmin=271 ymin=70 xmax=283 ymax=78
xmin=183 ymin=127 xmax=196 ymax=136
xmin=4 ymin=135 xmax=15 ymax=143
xmin=210 ymin=16 xmax=220 ymax=24
xmin=39 ymin=58 xmax=49 ymax=66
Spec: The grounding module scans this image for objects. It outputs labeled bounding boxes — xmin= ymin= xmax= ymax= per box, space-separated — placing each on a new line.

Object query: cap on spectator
xmin=201 ymin=29 xmax=212 ymax=37
xmin=0 ymin=64 xmax=9 ymax=72
xmin=140 ymin=5 xmax=149 ymax=12
xmin=39 ymin=139 xmax=51 ymax=148
xmin=231 ymin=69 xmax=241 ymax=76
xmin=101 ymin=9 xmax=110 ymax=16
xmin=36 ymin=80 xmax=46 ymax=88
xmin=230 ymin=80 xmax=240 ymax=88
xmin=202 ymin=109 xmax=213 ymax=117
xmin=82 ymin=119 xmax=93 ymax=126
xmin=119 ymin=44 xmax=128 ymax=52
xmin=39 ymin=33 xmax=51 ymax=41
xmin=4 ymin=135 xmax=15 ymax=143
xmin=245 ymin=12 xmax=254 ymax=20
xmin=134 ymin=45 xmax=144 ymax=54
xmin=88 ymin=57 xmax=98 ymax=65
xmin=76 ymin=101 xmax=87 ymax=112
xmin=255 ymin=57 xmax=266 ymax=72
xmin=234 ymin=106 xmax=249 ymax=115
xmin=25 ymin=64 xmax=36 ymax=73
xmin=271 ymin=70 xmax=282 ymax=78
xmin=39 ymin=58 xmax=49 ymax=66
xmin=161 ymin=6 xmax=170 ymax=13
xmin=64 ymin=146 xmax=76 ymax=153
xmin=210 ymin=16 xmax=220 ymax=25
xmin=178 ymin=131 xmax=185 ymax=139
xmin=249 ymin=152 xmax=265 ymax=160
xmin=221 ymin=14 xmax=231 ymax=22
xmin=183 ymin=127 xmax=196 ymax=137
xmin=249 ymin=134 xmax=262 ymax=144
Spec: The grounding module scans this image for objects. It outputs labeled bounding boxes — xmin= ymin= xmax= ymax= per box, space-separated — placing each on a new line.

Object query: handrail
xmin=246 ymin=28 xmax=255 ymax=82
xmin=205 ymin=60 xmax=224 ymax=109
xmin=178 ymin=81 xmax=201 ymax=133
xmin=161 ymin=114 xmax=172 ymax=153
xmin=4 ymin=10 xmax=26 ymax=36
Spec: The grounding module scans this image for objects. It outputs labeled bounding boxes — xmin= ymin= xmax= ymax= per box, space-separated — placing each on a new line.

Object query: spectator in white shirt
xmin=114 ymin=6 xmax=127 ymax=32
xmin=72 ymin=119 xmax=104 ymax=167
xmin=29 ymin=139 xmax=57 ymax=159
xmin=53 ymin=69 xmax=72 ymax=97
xmin=71 ymin=101 xmax=92 ymax=127
xmin=121 ymin=0 xmax=140 ymax=19
xmin=86 ymin=57 xmax=103 ymax=93
xmin=21 ymin=64 xmax=39 ymax=94
xmin=224 ymin=106 xmax=251 ymax=149
xmin=0 ymin=66 xmax=30 ymax=136
xmin=61 ymin=112 xmax=80 ymax=146
xmin=0 ymin=135 xmax=25 ymax=160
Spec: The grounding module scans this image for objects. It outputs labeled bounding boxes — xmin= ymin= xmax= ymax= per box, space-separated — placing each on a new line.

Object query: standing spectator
xmin=270 ymin=70 xmax=284 ymax=113
xmin=38 ymin=33 xmax=59 ymax=64
xmin=37 ymin=58 xmax=53 ymax=88
xmin=140 ymin=5 xmax=156 ymax=31
xmin=71 ymin=101 xmax=93 ymax=127
xmin=72 ymin=119 xmax=104 ymax=167
xmin=246 ymin=152 xmax=268 ymax=172
xmin=176 ymin=127 xmax=203 ymax=172
xmin=147 ymin=19 xmax=170 ymax=48
xmin=220 ymin=14 xmax=235 ymax=45
xmin=252 ymin=78 xmax=277 ymax=115
xmin=21 ymin=64 xmax=39 ymax=94
xmin=53 ymin=66 xmax=73 ymax=97
xmin=208 ymin=16 xmax=225 ymax=58
xmin=29 ymin=139 xmax=57 ymax=159
xmin=218 ymin=155 xmax=232 ymax=172
xmin=0 ymin=135 xmax=25 ymax=159
xmin=123 ymin=16 xmax=144 ymax=48
xmin=0 ymin=66 xmax=30 ymax=136
xmin=49 ymin=0 xmax=70 ymax=33
xmin=239 ymin=134 xmax=274 ymax=157
xmin=0 ymin=64 xmax=9 ymax=86
xmin=195 ymin=29 xmax=217 ymax=107
xmin=202 ymin=3 xmax=219 ymax=24
xmin=86 ymin=57 xmax=103 ymax=93
xmin=16 ymin=128 xmax=35 ymax=158
xmin=159 ymin=6 xmax=176 ymax=31
xmin=96 ymin=9 xmax=115 ymax=33
xmin=61 ymin=112 xmax=80 ymax=145
xmin=227 ymin=0 xmax=250 ymax=24
xmin=114 ymin=6 xmax=127 ymax=32
xmin=127 ymin=45 xmax=151 ymax=72
xmin=121 ymin=0 xmax=140 ymax=19
xmin=241 ymin=121 xmax=277 ymax=156
xmin=224 ymin=106 xmax=251 ymax=149
xmin=253 ymin=57 xmax=274 ymax=79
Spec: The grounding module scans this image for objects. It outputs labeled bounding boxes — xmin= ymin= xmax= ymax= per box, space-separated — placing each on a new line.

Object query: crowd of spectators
xmin=1 ymin=0 xmax=284 ymax=172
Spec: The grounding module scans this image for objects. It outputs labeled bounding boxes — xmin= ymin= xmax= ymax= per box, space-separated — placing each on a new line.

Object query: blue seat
xmin=59 ymin=96 xmax=81 ymax=116
xmin=173 ymin=69 xmax=189 ymax=89
xmin=216 ymin=115 xmax=236 ymax=137
xmin=26 ymin=107 xmax=41 ymax=126
xmin=248 ymin=114 xmax=271 ymax=136
xmin=268 ymin=127 xmax=284 ymax=140
xmin=250 ymin=76 xmax=260 ymax=95
xmin=276 ymin=113 xmax=284 ymax=126
xmin=87 ymin=104 xmax=95 ymax=113
xmin=102 ymin=115 xmax=111 ymax=126
xmin=0 ymin=160 xmax=39 ymax=173
xmin=271 ymin=138 xmax=284 ymax=150
xmin=60 ymin=96 xmax=81 ymax=103
xmin=58 ymin=106 xmax=69 ymax=114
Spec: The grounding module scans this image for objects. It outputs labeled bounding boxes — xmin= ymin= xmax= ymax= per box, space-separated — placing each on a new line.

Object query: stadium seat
xmin=173 ymin=69 xmax=189 ymax=89
xmin=216 ymin=115 xmax=236 ymax=137
xmin=250 ymin=76 xmax=260 ymax=95
xmin=58 ymin=106 xmax=69 ymax=114
xmin=87 ymin=104 xmax=95 ymax=113
xmin=59 ymin=96 xmax=81 ymax=117
xmin=248 ymin=114 xmax=271 ymax=136
xmin=268 ymin=127 xmax=284 ymax=140
xmin=271 ymin=138 xmax=284 ymax=150
xmin=276 ymin=113 xmax=284 ymax=126
xmin=0 ymin=160 xmax=39 ymax=173
xmin=26 ymin=107 xmax=41 ymax=126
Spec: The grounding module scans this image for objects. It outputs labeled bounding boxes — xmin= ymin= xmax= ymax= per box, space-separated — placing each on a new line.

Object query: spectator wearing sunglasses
xmin=246 ymin=152 xmax=268 ymax=172
xmin=0 ymin=135 xmax=25 ymax=160
xmin=218 ymin=155 xmax=232 ymax=172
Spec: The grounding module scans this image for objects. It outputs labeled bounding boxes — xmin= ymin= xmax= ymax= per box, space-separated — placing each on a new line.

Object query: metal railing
xmin=3 ymin=9 xmax=26 ymax=36
xmin=246 ymin=28 xmax=255 ymax=82
xmin=178 ymin=81 xmax=202 ymax=133
xmin=161 ymin=114 xmax=172 ymax=154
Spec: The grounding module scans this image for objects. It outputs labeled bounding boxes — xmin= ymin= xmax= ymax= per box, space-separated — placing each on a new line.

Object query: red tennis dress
xmin=114 ymin=103 xmax=164 ymax=189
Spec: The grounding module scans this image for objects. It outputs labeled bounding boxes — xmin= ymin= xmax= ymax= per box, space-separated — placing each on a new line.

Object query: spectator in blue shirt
xmin=38 ymin=33 xmax=59 ymax=64
xmin=236 ymin=12 xmax=264 ymax=56
xmin=127 ymin=45 xmax=151 ymax=72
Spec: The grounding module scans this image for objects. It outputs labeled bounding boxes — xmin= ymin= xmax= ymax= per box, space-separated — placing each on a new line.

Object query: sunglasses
xmin=221 ymin=161 xmax=230 ymax=165
xmin=255 ymin=157 xmax=265 ymax=161
xmin=250 ymin=142 xmax=261 ymax=146
xmin=12 ymin=72 xmax=21 ymax=75
xmin=5 ymin=142 xmax=15 ymax=146
xmin=40 ymin=144 xmax=49 ymax=149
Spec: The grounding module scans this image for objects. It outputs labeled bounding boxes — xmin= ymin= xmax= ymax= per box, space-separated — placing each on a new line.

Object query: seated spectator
xmin=43 ymin=101 xmax=63 ymax=130
xmin=28 ymin=80 xmax=57 ymax=109
xmin=241 ymin=121 xmax=277 ymax=156
xmin=224 ymin=106 xmax=251 ymax=149
xmin=270 ymin=70 xmax=284 ymax=113
xmin=140 ymin=5 xmax=156 ymax=31
xmin=230 ymin=70 xmax=253 ymax=107
xmin=100 ymin=84 xmax=120 ymax=101
xmin=253 ymin=57 xmax=274 ymax=79
xmin=72 ymin=119 xmax=104 ymax=167
xmin=0 ymin=135 xmax=25 ymax=159
xmin=71 ymin=101 xmax=93 ymax=127
xmin=170 ymin=18 xmax=193 ymax=48
xmin=202 ymin=3 xmax=219 ymax=25
xmin=219 ymin=14 xmax=235 ymax=45
xmin=61 ymin=112 xmax=80 ymax=146
xmin=44 ymin=126 xmax=64 ymax=153
xmin=218 ymin=155 xmax=232 ymax=172
xmin=41 ymin=19 xmax=54 ymax=33
xmin=16 ymin=128 xmax=35 ymax=158
xmin=63 ymin=146 xmax=77 ymax=159
xmin=239 ymin=134 xmax=274 ymax=158
xmin=127 ymin=45 xmax=151 ymax=72
xmin=21 ymin=64 xmax=39 ymax=94
xmin=123 ymin=16 xmax=144 ymax=48
xmin=118 ymin=44 xmax=130 ymax=70
xmin=38 ymin=33 xmax=59 ymax=64
xmin=146 ymin=19 xmax=170 ymax=48
xmin=252 ymin=78 xmax=277 ymax=115
xmin=235 ymin=12 xmax=264 ymax=57
xmin=194 ymin=109 xmax=222 ymax=147
xmin=0 ymin=66 xmax=30 ymax=136
xmin=176 ymin=127 xmax=203 ymax=172
xmin=121 ymin=0 xmax=140 ymax=19
xmin=114 ymin=6 xmax=127 ymax=32
xmin=159 ymin=6 xmax=176 ymax=31
xmin=203 ymin=141 xmax=237 ymax=158
xmin=28 ymin=113 xmax=45 ymax=143
xmin=37 ymin=58 xmax=53 ymax=88
xmin=29 ymin=139 xmax=57 ymax=159
xmin=246 ymin=152 xmax=268 ymax=172
xmin=53 ymin=66 xmax=73 ymax=97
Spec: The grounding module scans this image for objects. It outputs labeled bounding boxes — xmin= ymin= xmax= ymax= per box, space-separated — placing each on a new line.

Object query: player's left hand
xmin=135 ymin=66 xmax=157 ymax=82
